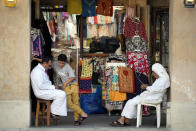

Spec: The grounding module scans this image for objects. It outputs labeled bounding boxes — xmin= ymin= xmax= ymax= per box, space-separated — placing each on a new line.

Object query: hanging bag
xmin=118 ymin=67 xmax=135 ymax=93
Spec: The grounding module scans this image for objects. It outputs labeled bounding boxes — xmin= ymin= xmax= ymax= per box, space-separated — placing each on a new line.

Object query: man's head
xmin=41 ymin=57 xmax=52 ymax=71
xmin=57 ymin=54 xmax=67 ymax=68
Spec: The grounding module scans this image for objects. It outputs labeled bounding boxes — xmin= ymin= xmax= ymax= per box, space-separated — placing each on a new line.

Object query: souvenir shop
xmin=30 ymin=0 xmax=169 ymax=126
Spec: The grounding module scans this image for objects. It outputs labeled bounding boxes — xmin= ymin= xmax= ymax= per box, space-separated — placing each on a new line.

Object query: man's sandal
xmin=110 ymin=120 xmax=125 ymax=127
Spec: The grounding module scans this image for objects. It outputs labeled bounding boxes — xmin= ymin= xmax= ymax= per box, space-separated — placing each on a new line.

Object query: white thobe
xmin=121 ymin=77 xmax=169 ymax=119
xmin=31 ymin=64 xmax=67 ymax=116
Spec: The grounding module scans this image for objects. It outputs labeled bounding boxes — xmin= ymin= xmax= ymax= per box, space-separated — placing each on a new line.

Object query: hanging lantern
xmin=184 ymin=0 xmax=195 ymax=8
xmin=4 ymin=0 xmax=17 ymax=7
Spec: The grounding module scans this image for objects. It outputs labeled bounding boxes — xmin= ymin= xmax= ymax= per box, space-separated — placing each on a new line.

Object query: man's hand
xmin=55 ymin=86 xmax=59 ymax=89
xmin=141 ymin=84 xmax=148 ymax=89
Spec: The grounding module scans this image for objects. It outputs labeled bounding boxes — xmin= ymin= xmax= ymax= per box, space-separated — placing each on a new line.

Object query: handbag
xmin=118 ymin=67 xmax=135 ymax=93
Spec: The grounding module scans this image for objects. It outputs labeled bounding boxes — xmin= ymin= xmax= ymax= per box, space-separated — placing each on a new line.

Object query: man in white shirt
xmin=31 ymin=57 xmax=67 ymax=117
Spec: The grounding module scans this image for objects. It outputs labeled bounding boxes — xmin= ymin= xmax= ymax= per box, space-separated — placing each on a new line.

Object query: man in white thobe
xmin=111 ymin=63 xmax=170 ymax=126
xmin=31 ymin=57 xmax=67 ymax=116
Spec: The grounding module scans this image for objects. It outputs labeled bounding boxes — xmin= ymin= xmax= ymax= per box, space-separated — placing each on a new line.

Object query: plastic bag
xmin=80 ymin=85 xmax=107 ymax=114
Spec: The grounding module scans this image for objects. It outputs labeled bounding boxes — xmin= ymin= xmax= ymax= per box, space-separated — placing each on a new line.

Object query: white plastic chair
xmin=136 ymin=102 xmax=161 ymax=128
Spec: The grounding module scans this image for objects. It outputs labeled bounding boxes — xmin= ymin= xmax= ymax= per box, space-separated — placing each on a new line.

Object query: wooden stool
xmin=35 ymin=99 xmax=51 ymax=127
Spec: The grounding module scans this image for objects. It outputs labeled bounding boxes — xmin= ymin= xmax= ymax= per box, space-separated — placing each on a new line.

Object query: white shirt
xmin=31 ymin=64 xmax=55 ymax=98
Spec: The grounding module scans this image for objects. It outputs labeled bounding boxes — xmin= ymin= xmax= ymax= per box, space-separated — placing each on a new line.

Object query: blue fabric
xmin=82 ymin=0 xmax=97 ymax=17
xmin=80 ymin=85 xmax=107 ymax=114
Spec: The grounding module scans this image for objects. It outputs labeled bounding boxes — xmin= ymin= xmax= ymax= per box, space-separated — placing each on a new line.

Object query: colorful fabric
xmin=111 ymin=67 xmax=119 ymax=91
xmin=67 ymin=0 xmax=82 ymax=15
xmin=118 ymin=67 xmax=135 ymax=93
xmin=31 ymin=34 xmax=43 ymax=58
xmin=124 ymin=18 xmax=147 ymax=41
xmin=94 ymin=16 xmax=98 ymax=24
xmin=105 ymin=101 xmax=123 ymax=110
xmin=96 ymin=0 xmax=113 ymax=16
xmin=82 ymin=0 xmax=97 ymax=17
xmin=110 ymin=90 xmax=127 ymax=101
xmin=79 ymin=78 xmax=92 ymax=93
xmin=87 ymin=24 xmax=97 ymax=38
xmin=81 ymin=59 xmax=93 ymax=78
xmin=126 ymin=37 xmax=148 ymax=53
xmin=127 ymin=52 xmax=149 ymax=75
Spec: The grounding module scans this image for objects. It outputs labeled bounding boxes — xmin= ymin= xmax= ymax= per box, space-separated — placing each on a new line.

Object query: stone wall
xmin=169 ymin=0 xmax=196 ymax=131
xmin=0 ymin=0 xmax=30 ymax=128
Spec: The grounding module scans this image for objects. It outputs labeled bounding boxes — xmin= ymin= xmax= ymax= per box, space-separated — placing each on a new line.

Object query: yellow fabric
xmin=110 ymin=90 xmax=127 ymax=101
xmin=67 ymin=0 xmax=82 ymax=15
xmin=81 ymin=59 xmax=93 ymax=78
xmin=64 ymin=83 xmax=85 ymax=121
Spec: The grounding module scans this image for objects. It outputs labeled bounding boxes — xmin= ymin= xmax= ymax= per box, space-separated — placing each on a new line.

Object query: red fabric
xmin=124 ymin=18 xmax=147 ymax=41
xmin=94 ymin=16 xmax=98 ymax=24
xmin=127 ymin=51 xmax=149 ymax=75
xmin=96 ymin=0 xmax=113 ymax=16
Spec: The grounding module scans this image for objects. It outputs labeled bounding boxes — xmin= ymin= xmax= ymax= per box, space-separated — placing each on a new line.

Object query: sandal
xmin=74 ymin=121 xmax=81 ymax=126
xmin=110 ymin=120 xmax=124 ymax=127
xmin=80 ymin=116 xmax=88 ymax=122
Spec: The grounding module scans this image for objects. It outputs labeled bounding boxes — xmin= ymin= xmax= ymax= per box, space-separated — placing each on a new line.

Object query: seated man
xmin=31 ymin=57 xmax=67 ymax=117
xmin=111 ymin=63 xmax=170 ymax=126
xmin=53 ymin=54 xmax=88 ymax=126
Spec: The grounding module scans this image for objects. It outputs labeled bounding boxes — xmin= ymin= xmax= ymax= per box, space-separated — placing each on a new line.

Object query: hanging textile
xmin=111 ymin=67 xmax=119 ymax=91
xmin=126 ymin=36 xmax=148 ymax=53
xmin=124 ymin=18 xmax=147 ymax=41
xmin=79 ymin=78 xmax=92 ymax=93
xmin=82 ymin=0 xmax=97 ymax=17
xmin=127 ymin=51 xmax=149 ymax=76
xmin=110 ymin=90 xmax=127 ymax=101
xmin=81 ymin=58 xmax=93 ymax=78
xmin=31 ymin=29 xmax=44 ymax=58
xmin=67 ymin=0 xmax=82 ymax=15
xmin=96 ymin=0 xmax=113 ymax=16
xmin=125 ymin=7 xmax=135 ymax=19
xmin=118 ymin=67 xmax=135 ymax=93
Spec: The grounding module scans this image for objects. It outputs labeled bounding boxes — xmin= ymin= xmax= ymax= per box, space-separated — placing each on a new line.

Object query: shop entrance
xmin=30 ymin=0 xmax=169 ymax=128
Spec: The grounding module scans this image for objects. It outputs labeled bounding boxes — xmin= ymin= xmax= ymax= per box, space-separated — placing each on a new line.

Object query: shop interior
xmin=30 ymin=0 xmax=169 ymax=128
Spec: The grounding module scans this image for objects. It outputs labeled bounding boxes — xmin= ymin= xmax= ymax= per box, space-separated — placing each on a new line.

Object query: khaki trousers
xmin=64 ymin=83 xmax=85 ymax=121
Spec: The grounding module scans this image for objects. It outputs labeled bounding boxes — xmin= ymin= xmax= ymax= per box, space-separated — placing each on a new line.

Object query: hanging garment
xmin=111 ymin=67 xmax=119 ymax=91
xmin=31 ymin=34 xmax=43 ymax=58
xmin=79 ymin=78 xmax=92 ymax=93
xmin=127 ymin=51 xmax=149 ymax=76
xmin=81 ymin=59 xmax=93 ymax=78
xmin=82 ymin=0 xmax=97 ymax=17
xmin=118 ymin=67 xmax=135 ymax=93
xmin=123 ymin=71 xmax=149 ymax=107
xmin=125 ymin=7 xmax=135 ymax=19
xmin=67 ymin=0 xmax=82 ymax=15
xmin=126 ymin=37 xmax=148 ymax=53
xmin=94 ymin=16 xmax=98 ymax=24
xmin=31 ymin=64 xmax=67 ymax=116
xmin=110 ymin=90 xmax=127 ymax=101
xmin=119 ymin=11 xmax=125 ymax=34
xmin=124 ymin=18 xmax=148 ymax=41
xmin=96 ymin=0 xmax=113 ymax=16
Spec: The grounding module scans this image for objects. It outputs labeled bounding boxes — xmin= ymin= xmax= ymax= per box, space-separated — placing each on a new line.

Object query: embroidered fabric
xmin=127 ymin=51 xmax=149 ymax=76
xmin=82 ymin=0 xmax=97 ymax=17
xmin=126 ymin=37 xmax=148 ymax=53
xmin=124 ymin=18 xmax=147 ymax=41
xmin=96 ymin=0 xmax=113 ymax=16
